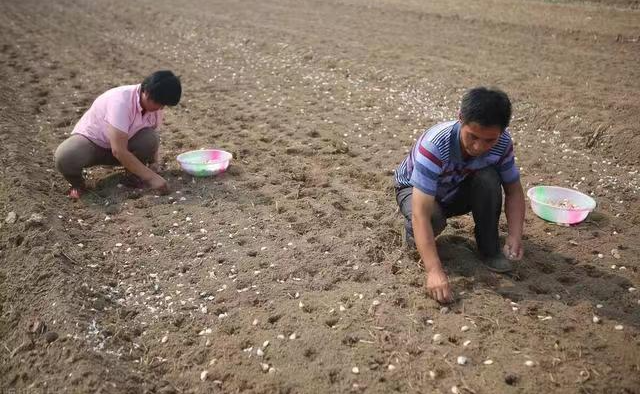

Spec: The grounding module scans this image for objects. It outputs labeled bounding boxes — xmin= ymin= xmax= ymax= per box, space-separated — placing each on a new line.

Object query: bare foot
xmin=68 ymin=187 xmax=85 ymax=200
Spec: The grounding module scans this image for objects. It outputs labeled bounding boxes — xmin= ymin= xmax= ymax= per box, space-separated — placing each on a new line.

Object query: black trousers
xmin=395 ymin=167 xmax=503 ymax=258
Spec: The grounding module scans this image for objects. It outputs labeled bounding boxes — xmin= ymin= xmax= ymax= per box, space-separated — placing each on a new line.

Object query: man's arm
xmin=503 ymin=180 xmax=525 ymax=260
xmin=107 ymin=125 xmax=168 ymax=192
xmin=412 ymin=187 xmax=452 ymax=303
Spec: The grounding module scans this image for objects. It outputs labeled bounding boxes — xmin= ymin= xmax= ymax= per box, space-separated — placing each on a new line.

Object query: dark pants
xmin=395 ymin=167 xmax=502 ymax=257
xmin=54 ymin=128 xmax=159 ymax=188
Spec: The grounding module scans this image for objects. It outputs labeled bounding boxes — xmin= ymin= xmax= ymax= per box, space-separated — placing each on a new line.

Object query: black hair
xmin=459 ymin=87 xmax=512 ymax=130
xmin=141 ymin=70 xmax=182 ymax=106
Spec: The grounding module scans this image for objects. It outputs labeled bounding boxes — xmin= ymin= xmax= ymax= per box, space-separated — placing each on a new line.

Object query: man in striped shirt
xmin=394 ymin=87 xmax=525 ymax=303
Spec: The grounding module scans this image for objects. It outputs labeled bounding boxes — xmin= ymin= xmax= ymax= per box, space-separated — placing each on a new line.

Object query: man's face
xmin=459 ymin=122 xmax=502 ymax=157
xmin=141 ymin=92 xmax=165 ymax=112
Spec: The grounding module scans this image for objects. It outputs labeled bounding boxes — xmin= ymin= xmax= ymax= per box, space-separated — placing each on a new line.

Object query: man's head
xmin=458 ymin=87 xmax=512 ymax=157
xmin=140 ymin=70 xmax=182 ymax=112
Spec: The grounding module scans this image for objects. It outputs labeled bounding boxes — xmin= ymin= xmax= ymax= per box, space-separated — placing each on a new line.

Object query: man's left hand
xmin=503 ymin=235 xmax=523 ymax=261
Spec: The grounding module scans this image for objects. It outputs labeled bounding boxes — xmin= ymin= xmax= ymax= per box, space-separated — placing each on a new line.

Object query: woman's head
xmin=140 ymin=70 xmax=182 ymax=111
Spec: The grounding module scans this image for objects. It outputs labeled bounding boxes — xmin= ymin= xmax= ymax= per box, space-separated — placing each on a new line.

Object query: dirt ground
xmin=1 ymin=0 xmax=639 ymax=393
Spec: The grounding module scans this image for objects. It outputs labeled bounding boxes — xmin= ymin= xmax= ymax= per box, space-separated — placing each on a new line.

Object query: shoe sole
xmin=482 ymin=263 xmax=513 ymax=274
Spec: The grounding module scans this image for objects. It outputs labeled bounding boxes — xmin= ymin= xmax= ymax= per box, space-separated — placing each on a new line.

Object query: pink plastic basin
xmin=176 ymin=149 xmax=232 ymax=177
xmin=527 ymin=185 xmax=596 ymax=225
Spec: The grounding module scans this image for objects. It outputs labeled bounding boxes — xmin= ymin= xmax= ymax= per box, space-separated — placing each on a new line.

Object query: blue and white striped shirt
xmin=394 ymin=121 xmax=520 ymax=203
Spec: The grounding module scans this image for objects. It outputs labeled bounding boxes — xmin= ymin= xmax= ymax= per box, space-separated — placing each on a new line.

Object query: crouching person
xmin=54 ymin=70 xmax=181 ymax=199
xmin=394 ymin=87 xmax=526 ymax=303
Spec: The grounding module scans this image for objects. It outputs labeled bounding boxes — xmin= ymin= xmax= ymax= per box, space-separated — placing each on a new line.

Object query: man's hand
xmin=503 ymin=235 xmax=524 ymax=261
xmin=425 ymin=268 xmax=452 ymax=303
xmin=148 ymin=174 xmax=169 ymax=194
xmin=412 ymin=188 xmax=452 ymax=303
xmin=503 ymin=180 xmax=525 ymax=261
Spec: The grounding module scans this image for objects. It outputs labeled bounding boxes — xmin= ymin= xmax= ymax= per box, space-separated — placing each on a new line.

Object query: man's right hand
xmin=425 ymin=268 xmax=452 ymax=303
xmin=148 ymin=174 xmax=169 ymax=194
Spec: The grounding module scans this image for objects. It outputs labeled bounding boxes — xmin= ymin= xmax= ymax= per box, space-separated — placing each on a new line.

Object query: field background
xmin=1 ymin=0 xmax=639 ymax=392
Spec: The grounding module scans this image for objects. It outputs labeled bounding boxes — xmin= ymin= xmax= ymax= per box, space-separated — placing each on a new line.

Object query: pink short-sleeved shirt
xmin=72 ymin=84 xmax=163 ymax=149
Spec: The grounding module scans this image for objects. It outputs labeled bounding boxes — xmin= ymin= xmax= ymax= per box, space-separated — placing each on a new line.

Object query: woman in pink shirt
xmin=54 ymin=70 xmax=181 ymax=199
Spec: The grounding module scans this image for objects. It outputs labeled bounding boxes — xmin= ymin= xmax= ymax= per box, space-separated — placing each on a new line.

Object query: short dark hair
xmin=459 ymin=87 xmax=512 ymax=130
xmin=141 ymin=70 xmax=182 ymax=106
